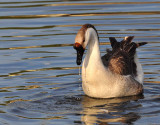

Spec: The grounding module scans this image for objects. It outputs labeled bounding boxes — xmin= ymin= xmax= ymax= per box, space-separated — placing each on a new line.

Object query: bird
xmin=73 ymin=24 xmax=147 ymax=98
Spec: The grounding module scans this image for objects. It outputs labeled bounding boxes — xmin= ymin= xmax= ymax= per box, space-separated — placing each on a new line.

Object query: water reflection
xmin=81 ymin=95 xmax=144 ymax=124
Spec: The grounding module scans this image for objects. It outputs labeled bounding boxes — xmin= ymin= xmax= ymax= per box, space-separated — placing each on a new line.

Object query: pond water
xmin=0 ymin=0 xmax=160 ymax=124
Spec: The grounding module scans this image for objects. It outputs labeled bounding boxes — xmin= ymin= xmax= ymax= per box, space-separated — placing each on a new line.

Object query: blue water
xmin=0 ymin=0 xmax=160 ymax=124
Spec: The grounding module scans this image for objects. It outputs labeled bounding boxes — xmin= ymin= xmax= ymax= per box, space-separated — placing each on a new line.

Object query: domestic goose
xmin=73 ymin=24 xmax=147 ymax=98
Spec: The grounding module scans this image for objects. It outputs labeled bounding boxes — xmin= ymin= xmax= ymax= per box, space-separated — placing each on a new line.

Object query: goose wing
xmin=102 ymin=36 xmax=147 ymax=76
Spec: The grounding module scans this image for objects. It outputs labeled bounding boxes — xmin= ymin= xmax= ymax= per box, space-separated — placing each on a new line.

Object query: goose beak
xmin=73 ymin=43 xmax=85 ymax=65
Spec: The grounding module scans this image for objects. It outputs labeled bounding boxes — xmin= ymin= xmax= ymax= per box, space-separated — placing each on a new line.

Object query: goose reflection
xmin=81 ymin=95 xmax=144 ymax=124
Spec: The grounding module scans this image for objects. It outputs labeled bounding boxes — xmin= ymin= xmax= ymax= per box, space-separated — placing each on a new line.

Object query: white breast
xmin=134 ymin=53 xmax=144 ymax=84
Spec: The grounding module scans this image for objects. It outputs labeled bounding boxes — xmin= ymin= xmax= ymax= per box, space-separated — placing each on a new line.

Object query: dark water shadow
xmin=7 ymin=94 xmax=144 ymax=124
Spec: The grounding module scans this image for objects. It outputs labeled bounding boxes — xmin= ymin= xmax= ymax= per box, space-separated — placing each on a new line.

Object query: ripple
xmin=0 ymin=0 xmax=159 ymax=124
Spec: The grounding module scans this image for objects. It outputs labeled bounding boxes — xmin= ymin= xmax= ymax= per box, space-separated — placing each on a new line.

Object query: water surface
xmin=0 ymin=0 xmax=160 ymax=124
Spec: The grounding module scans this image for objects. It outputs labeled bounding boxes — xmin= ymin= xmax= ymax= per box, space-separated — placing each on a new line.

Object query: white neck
xmin=83 ymin=28 xmax=103 ymax=69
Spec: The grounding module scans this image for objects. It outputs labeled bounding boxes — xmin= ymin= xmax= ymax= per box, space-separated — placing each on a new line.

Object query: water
xmin=0 ymin=0 xmax=159 ymax=124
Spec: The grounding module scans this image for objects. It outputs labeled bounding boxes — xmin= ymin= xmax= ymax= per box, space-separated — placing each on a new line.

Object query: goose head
xmin=73 ymin=24 xmax=99 ymax=65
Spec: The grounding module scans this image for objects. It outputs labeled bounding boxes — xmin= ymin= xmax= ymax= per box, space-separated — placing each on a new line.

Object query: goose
xmin=73 ymin=24 xmax=147 ymax=98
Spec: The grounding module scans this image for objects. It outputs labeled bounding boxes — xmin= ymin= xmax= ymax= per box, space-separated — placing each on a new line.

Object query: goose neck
xmin=84 ymin=34 xmax=103 ymax=68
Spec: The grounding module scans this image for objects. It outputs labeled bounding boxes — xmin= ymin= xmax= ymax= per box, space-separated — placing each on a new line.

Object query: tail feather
xmin=124 ymin=36 xmax=134 ymax=43
xmin=121 ymin=40 xmax=137 ymax=58
xmin=136 ymin=42 xmax=147 ymax=47
xmin=109 ymin=37 xmax=118 ymax=48
xmin=121 ymin=36 xmax=134 ymax=49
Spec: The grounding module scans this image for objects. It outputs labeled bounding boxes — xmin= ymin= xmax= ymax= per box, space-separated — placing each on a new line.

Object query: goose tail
xmin=109 ymin=36 xmax=147 ymax=58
